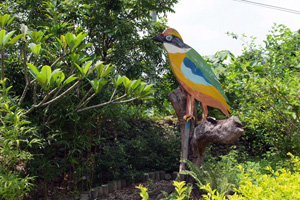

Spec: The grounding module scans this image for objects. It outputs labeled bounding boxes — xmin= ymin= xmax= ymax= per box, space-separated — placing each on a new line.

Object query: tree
xmin=0 ymin=0 xmax=178 ymax=195
xmin=223 ymin=24 xmax=300 ymax=156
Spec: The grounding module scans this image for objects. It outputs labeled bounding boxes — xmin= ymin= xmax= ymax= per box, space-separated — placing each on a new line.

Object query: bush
xmin=0 ymin=80 xmax=38 ymax=199
xmin=93 ymin=113 xmax=181 ymax=184
xmin=222 ymin=24 xmax=300 ymax=156
xmin=201 ymin=153 xmax=300 ymax=200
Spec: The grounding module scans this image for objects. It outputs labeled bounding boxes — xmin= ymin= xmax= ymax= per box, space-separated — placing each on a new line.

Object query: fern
xmin=180 ymin=151 xmax=241 ymax=195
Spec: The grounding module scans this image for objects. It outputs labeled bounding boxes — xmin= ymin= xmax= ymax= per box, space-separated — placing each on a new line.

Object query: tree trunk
xmin=168 ymin=87 xmax=244 ymax=180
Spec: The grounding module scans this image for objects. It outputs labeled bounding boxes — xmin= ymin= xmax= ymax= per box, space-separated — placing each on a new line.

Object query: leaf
xmin=123 ymin=77 xmax=131 ymax=90
xmin=142 ymin=84 xmax=154 ymax=93
xmin=97 ymin=78 xmax=109 ymax=92
xmin=6 ymin=34 xmax=24 ymax=48
xmin=26 ymin=63 xmax=40 ymax=77
xmin=101 ymin=65 xmax=114 ymax=78
xmin=6 ymin=16 xmax=15 ymax=27
xmin=55 ymin=71 xmax=65 ymax=86
xmin=76 ymin=42 xmax=92 ymax=52
xmin=0 ymin=29 xmax=6 ymax=48
xmin=28 ymin=43 xmax=36 ymax=52
xmin=64 ymin=75 xmax=78 ymax=85
xmin=128 ymin=79 xmax=141 ymax=93
xmin=140 ymin=89 xmax=155 ymax=98
xmin=50 ymin=69 xmax=64 ymax=87
xmin=82 ymin=61 xmax=93 ymax=76
xmin=65 ymin=32 xmax=75 ymax=50
xmin=75 ymin=63 xmax=83 ymax=75
xmin=41 ymin=65 xmax=52 ymax=85
xmin=89 ymin=79 xmax=98 ymax=92
xmin=3 ymin=31 xmax=15 ymax=46
xmin=34 ymin=44 xmax=42 ymax=56
xmin=0 ymin=14 xmax=11 ymax=28
xmin=73 ymin=32 xmax=88 ymax=50
xmin=115 ymin=75 xmax=123 ymax=86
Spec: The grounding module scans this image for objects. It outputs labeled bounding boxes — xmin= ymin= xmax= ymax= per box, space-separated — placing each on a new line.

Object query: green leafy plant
xmin=0 ymin=79 xmax=39 ymax=200
xmin=180 ymin=151 xmax=241 ymax=195
xmin=218 ymin=24 xmax=300 ymax=156
xmin=136 ymin=184 xmax=149 ymax=200
xmin=201 ymin=153 xmax=300 ymax=200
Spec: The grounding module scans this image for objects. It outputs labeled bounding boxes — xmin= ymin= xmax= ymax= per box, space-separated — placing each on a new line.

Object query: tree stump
xmin=168 ymin=87 xmax=244 ymax=179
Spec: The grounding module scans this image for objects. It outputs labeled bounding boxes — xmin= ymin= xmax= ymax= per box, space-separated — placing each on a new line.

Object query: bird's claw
xmin=183 ymin=114 xmax=195 ymax=123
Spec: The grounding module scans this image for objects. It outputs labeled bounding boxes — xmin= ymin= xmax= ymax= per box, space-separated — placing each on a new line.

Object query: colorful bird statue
xmin=153 ymin=28 xmax=231 ymax=123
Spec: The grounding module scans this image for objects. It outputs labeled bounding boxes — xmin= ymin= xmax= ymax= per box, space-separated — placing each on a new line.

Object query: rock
xmin=159 ymin=171 xmax=166 ymax=180
xmin=101 ymin=184 xmax=108 ymax=196
xmin=121 ymin=179 xmax=126 ymax=188
xmin=88 ymin=188 xmax=98 ymax=200
xmin=148 ymin=172 xmax=155 ymax=180
xmin=164 ymin=173 xmax=172 ymax=180
xmin=155 ymin=171 xmax=160 ymax=181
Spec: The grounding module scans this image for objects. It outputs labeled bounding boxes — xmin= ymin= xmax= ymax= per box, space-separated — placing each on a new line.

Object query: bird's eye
xmin=166 ymin=35 xmax=173 ymax=41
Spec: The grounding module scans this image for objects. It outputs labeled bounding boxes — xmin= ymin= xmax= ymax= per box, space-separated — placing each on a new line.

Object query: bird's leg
xmin=183 ymin=94 xmax=195 ymax=122
xmin=198 ymin=103 xmax=208 ymax=124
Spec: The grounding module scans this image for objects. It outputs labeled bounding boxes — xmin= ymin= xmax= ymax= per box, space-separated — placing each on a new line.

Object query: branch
xmin=76 ymin=93 xmax=96 ymax=110
xmin=1 ymin=52 xmax=4 ymax=80
xmin=50 ymin=52 xmax=67 ymax=68
xmin=76 ymin=94 xmax=133 ymax=113
xmin=18 ymin=43 xmax=29 ymax=105
xmin=24 ymin=88 xmax=57 ymax=115
xmin=77 ymin=87 xmax=94 ymax=109
xmin=41 ymin=80 xmax=81 ymax=106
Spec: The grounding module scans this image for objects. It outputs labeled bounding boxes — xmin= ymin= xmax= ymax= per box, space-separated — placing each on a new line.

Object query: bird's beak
xmin=152 ymin=34 xmax=164 ymax=43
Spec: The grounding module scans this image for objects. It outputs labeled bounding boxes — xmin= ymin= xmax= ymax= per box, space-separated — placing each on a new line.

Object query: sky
xmin=166 ymin=0 xmax=300 ymax=56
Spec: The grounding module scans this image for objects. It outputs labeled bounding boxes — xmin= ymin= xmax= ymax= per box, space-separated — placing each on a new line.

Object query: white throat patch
xmin=163 ymin=43 xmax=191 ymax=53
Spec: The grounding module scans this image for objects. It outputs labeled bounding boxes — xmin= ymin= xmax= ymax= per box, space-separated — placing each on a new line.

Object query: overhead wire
xmin=232 ymin=0 xmax=300 ymax=15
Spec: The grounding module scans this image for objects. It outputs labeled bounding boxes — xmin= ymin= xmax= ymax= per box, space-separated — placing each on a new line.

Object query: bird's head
xmin=152 ymin=28 xmax=190 ymax=53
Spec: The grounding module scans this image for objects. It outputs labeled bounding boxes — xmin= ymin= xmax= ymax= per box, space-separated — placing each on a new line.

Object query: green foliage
xmin=180 ymin=151 xmax=241 ymax=195
xmin=136 ymin=184 xmax=149 ymax=200
xmin=0 ymin=14 xmax=15 ymax=29
xmin=202 ymin=153 xmax=300 ymax=200
xmin=222 ymin=24 xmax=300 ymax=156
xmin=138 ymin=181 xmax=192 ymax=200
xmin=0 ymin=79 xmax=38 ymax=199
xmin=172 ymin=181 xmax=192 ymax=200
xmin=0 ymin=3 xmax=165 ymax=197
xmin=93 ymin=113 xmax=180 ymax=183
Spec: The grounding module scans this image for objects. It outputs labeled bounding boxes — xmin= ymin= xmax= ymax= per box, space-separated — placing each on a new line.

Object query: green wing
xmin=185 ymin=48 xmax=229 ymax=102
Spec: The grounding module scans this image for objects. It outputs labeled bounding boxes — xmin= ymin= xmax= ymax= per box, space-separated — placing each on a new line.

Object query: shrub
xmin=0 ymin=79 xmax=38 ymax=199
xmin=201 ymin=153 xmax=300 ymax=200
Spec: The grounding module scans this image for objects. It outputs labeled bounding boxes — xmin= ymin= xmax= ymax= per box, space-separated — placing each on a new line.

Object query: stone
xmin=88 ymin=188 xmax=98 ymax=200
xmin=155 ymin=171 xmax=160 ymax=181
xmin=96 ymin=186 xmax=102 ymax=196
xmin=101 ymin=184 xmax=108 ymax=196
xmin=117 ymin=180 xmax=122 ymax=190
xmin=121 ymin=179 xmax=126 ymax=188
xmin=80 ymin=192 xmax=89 ymax=200
xmin=159 ymin=171 xmax=166 ymax=180
xmin=144 ymin=173 xmax=149 ymax=181
xmin=148 ymin=172 xmax=155 ymax=180
xmin=109 ymin=181 xmax=118 ymax=192
xmin=164 ymin=173 xmax=172 ymax=180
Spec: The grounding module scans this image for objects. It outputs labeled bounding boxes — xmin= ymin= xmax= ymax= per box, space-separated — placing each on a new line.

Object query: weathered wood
xmin=168 ymin=86 xmax=244 ymax=174
xmin=191 ymin=116 xmax=244 ymax=168
xmin=168 ymin=87 xmax=196 ymax=174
